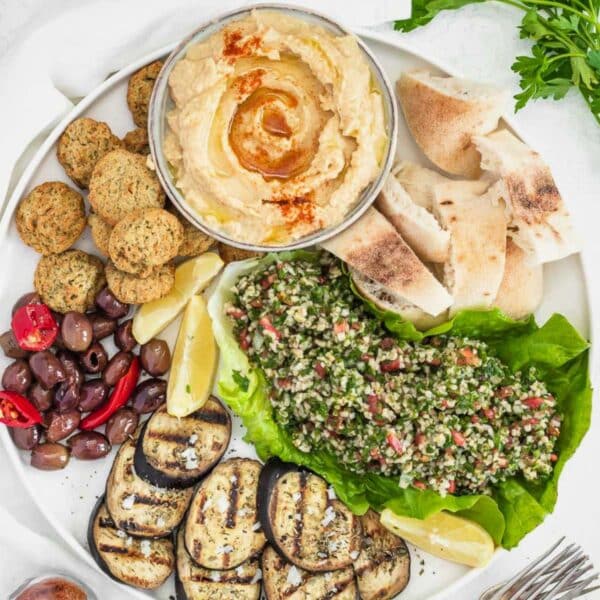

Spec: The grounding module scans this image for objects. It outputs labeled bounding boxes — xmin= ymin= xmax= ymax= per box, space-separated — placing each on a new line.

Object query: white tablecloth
xmin=1 ymin=1 xmax=599 ymax=598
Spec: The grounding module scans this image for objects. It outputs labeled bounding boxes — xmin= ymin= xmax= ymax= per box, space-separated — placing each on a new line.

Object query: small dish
xmin=148 ymin=3 xmax=398 ymax=252
xmin=9 ymin=573 xmax=97 ymax=600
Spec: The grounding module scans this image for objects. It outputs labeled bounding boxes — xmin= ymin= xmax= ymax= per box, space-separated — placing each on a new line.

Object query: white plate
xmin=0 ymin=29 xmax=591 ymax=600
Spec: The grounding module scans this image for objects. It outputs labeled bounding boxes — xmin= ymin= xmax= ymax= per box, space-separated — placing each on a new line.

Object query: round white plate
xmin=0 ymin=28 xmax=591 ymax=600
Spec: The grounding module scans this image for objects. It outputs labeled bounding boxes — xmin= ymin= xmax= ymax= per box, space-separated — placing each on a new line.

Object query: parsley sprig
xmin=394 ymin=0 xmax=600 ymax=123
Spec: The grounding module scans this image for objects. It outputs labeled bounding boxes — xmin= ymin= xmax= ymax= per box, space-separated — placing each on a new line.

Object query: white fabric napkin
xmin=0 ymin=1 xmax=599 ymax=599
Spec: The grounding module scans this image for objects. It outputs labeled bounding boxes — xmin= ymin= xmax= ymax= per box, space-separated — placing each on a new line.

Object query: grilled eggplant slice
xmin=175 ymin=527 xmax=261 ymax=600
xmin=258 ymin=459 xmax=362 ymax=572
xmin=185 ymin=458 xmax=266 ymax=570
xmin=106 ymin=436 xmax=193 ymax=537
xmin=88 ymin=496 xmax=174 ymax=589
xmin=135 ymin=397 xmax=231 ymax=489
xmin=262 ymin=545 xmax=357 ymax=599
xmin=354 ymin=510 xmax=410 ymax=600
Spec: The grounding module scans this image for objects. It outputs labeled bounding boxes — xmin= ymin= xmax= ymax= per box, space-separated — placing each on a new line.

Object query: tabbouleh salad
xmin=226 ymin=253 xmax=561 ymax=497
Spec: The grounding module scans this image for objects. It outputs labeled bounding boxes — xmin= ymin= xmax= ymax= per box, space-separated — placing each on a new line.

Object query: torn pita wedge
xmin=474 ymin=129 xmax=578 ymax=264
xmin=392 ymin=161 xmax=450 ymax=210
xmin=397 ymin=71 xmax=508 ymax=178
xmin=322 ymin=207 xmax=452 ymax=316
xmin=494 ymin=238 xmax=543 ymax=319
xmin=433 ymin=180 xmax=507 ymax=316
xmin=376 ymin=173 xmax=450 ymax=263
xmin=351 ymin=268 xmax=448 ymax=330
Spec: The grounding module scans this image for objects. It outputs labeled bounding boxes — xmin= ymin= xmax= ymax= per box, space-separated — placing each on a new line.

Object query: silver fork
xmin=480 ymin=538 xmax=600 ymax=600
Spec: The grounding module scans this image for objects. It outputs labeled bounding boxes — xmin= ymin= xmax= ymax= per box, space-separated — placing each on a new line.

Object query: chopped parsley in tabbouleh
xmin=227 ymin=254 xmax=561 ymax=496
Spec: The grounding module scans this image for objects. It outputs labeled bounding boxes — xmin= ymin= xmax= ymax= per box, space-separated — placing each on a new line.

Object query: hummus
xmin=164 ymin=10 xmax=388 ymax=245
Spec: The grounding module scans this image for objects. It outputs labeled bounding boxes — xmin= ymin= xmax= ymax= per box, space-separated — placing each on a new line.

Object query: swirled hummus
xmin=164 ymin=10 xmax=388 ymax=245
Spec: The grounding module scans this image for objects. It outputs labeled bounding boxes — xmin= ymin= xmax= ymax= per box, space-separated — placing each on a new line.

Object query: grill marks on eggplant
xmin=266 ymin=469 xmax=362 ymax=572
xmin=262 ymin=546 xmax=357 ymax=600
xmin=185 ymin=458 xmax=266 ymax=570
xmin=135 ymin=397 xmax=231 ymax=489
xmin=175 ymin=528 xmax=262 ymax=600
xmin=106 ymin=436 xmax=192 ymax=537
xmin=88 ymin=499 xmax=175 ymax=590
xmin=353 ymin=510 xmax=411 ymax=600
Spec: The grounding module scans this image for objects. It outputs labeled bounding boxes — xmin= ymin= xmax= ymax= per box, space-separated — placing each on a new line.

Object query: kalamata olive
xmin=60 ymin=311 xmax=93 ymax=352
xmin=53 ymin=381 xmax=80 ymax=411
xmin=114 ymin=319 xmax=136 ymax=352
xmin=105 ymin=408 xmax=138 ymax=445
xmin=31 ymin=442 xmax=69 ymax=470
xmin=12 ymin=292 xmax=41 ymax=316
xmin=29 ymin=351 xmax=66 ymax=389
xmin=45 ymin=408 xmax=80 ymax=442
xmin=68 ymin=431 xmax=111 ymax=460
xmin=78 ymin=379 xmax=109 ymax=412
xmin=131 ymin=378 xmax=167 ymax=413
xmin=89 ymin=313 xmax=117 ymax=340
xmin=140 ymin=339 xmax=171 ymax=376
xmin=2 ymin=359 xmax=32 ymax=395
xmin=10 ymin=425 xmax=41 ymax=450
xmin=28 ymin=382 xmax=54 ymax=412
xmin=79 ymin=342 xmax=108 ymax=374
xmin=56 ymin=350 xmax=84 ymax=388
xmin=103 ymin=351 xmax=133 ymax=387
xmin=0 ymin=330 xmax=29 ymax=359
xmin=95 ymin=287 xmax=129 ymax=319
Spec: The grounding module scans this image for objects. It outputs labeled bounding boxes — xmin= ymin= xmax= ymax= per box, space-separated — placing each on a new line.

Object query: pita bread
xmin=321 ymin=207 xmax=452 ymax=316
xmin=494 ymin=238 xmax=543 ymax=319
xmin=351 ymin=268 xmax=448 ymax=330
xmin=433 ymin=180 xmax=507 ymax=315
xmin=376 ymin=173 xmax=450 ymax=263
xmin=474 ymin=129 xmax=578 ymax=264
xmin=397 ymin=71 xmax=508 ymax=178
xmin=391 ymin=161 xmax=450 ymax=210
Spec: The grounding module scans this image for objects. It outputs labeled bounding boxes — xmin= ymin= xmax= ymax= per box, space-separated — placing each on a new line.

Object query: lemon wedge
xmin=132 ymin=253 xmax=223 ymax=344
xmin=380 ymin=509 xmax=495 ymax=568
xmin=167 ymin=295 xmax=217 ymax=418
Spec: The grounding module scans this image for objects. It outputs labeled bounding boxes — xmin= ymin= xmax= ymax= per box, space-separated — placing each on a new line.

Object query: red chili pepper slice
xmin=11 ymin=304 xmax=58 ymax=351
xmin=80 ymin=357 xmax=140 ymax=430
xmin=0 ymin=391 xmax=43 ymax=428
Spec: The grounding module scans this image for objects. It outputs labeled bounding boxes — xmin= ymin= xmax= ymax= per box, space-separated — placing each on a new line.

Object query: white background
xmin=0 ymin=1 xmax=598 ymax=599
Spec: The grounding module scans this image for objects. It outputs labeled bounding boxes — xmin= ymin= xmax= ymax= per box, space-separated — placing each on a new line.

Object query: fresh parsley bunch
xmin=395 ymin=0 xmax=600 ymax=123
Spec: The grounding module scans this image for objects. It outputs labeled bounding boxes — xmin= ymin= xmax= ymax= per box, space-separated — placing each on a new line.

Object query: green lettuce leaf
xmin=207 ymin=252 xmax=591 ymax=549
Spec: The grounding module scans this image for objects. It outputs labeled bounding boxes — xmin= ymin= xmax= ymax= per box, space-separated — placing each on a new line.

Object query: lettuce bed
xmin=207 ymin=252 xmax=592 ymax=549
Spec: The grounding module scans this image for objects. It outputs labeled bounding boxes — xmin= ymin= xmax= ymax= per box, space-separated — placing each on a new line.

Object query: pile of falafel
xmin=15 ymin=60 xmax=259 ymax=315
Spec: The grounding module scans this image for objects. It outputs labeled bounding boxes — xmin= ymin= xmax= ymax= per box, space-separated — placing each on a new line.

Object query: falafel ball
xmin=105 ymin=262 xmax=174 ymax=304
xmin=16 ymin=181 xmax=86 ymax=255
xmin=88 ymin=149 xmax=165 ymax=225
xmin=217 ymin=242 xmax=262 ymax=264
xmin=34 ymin=250 xmax=105 ymax=313
xmin=122 ymin=127 xmax=150 ymax=155
xmin=108 ymin=208 xmax=183 ymax=277
xmin=88 ymin=213 xmax=113 ymax=257
xmin=127 ymin=60 xmax=163 ymax=128
xmin=57 ymin=117 xmax=122 ymax=188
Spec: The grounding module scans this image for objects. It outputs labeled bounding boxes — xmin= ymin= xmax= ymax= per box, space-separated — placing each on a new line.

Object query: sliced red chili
xmin=11 ymin=304 xmax=58 ymax=351
xmin=80 ymin=357 xmax=140 ymax=430
xmin=0 ymin=390 xmax=43 ymax=428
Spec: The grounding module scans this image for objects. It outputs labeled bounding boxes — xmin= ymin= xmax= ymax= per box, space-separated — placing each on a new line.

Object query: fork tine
xmin=516 ymin=544 xmax=583 ymax=600
xmin=490 ymin=538 xmax=567 ymax=599
xmin=533 ymin=549 xmax=592 ymax=600
xmin=559 ymin=574 xmax=600 ymax=600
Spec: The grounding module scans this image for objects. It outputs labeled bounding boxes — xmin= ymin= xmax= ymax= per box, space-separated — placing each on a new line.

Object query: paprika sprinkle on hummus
xmin=163 ymin=9 xmax=388 ymax=245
